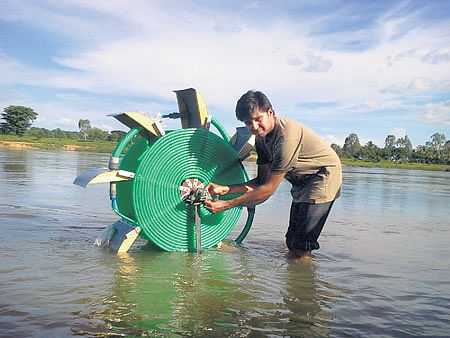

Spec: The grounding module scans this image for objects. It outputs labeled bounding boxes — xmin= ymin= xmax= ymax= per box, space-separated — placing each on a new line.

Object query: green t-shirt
xmin=256 ymin=117 xmax=342 ymax=203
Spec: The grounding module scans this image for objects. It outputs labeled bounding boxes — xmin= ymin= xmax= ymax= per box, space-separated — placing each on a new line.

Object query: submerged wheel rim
xmin=132 ymin=128 xmax=245 ymax=251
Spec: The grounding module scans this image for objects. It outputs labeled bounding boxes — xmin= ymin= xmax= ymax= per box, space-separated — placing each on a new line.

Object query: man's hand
xmin=204 ymin=199 xmax=231 ymax=214
xmin=204 ymin=167 xmax=285 ymax=213
xmin=204 ymin=182 xmax=232 ymax=213
xmin=205 ymin=182 xmax=229 ymax=196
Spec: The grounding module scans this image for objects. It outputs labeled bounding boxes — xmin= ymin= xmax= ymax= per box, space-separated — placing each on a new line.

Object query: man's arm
xmin=207 ymin=163 xmax=270 ymax=195
xmin=204 ymin=164 xmax=285 ymax=213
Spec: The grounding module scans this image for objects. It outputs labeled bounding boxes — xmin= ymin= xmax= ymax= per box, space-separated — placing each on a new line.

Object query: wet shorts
xmin=285 ymin=200 xmax=334 ymax=252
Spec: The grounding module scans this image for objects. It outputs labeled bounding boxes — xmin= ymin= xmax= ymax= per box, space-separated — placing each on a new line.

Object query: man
xmin=204 ymin=90 xmax=342 ymax=262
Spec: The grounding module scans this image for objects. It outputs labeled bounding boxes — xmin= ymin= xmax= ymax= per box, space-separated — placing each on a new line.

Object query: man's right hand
xmin=205 ymin=182 xmax=230 ymax=196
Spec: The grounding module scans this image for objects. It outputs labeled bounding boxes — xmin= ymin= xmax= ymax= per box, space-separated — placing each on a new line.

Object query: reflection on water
xmin=1 ymin=149 xmax=30 ymax=186
xmin=76 ymin=245 xmax=340 ymax=336
xmin=0 ymin=149 xmax=449 ymax=336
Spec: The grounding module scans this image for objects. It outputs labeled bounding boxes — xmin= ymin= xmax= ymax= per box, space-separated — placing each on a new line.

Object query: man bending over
xmin=204 ymin=90 xmax=342 ymax=262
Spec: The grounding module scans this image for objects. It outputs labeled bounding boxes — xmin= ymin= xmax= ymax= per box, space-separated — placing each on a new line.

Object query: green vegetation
xmin=1 ymin=105 xmax=448 ymax=170
xmin=0 ymin=106 xmax=126 ymax=153
xmin=25 ymin=126 xmax=125 ymax=142
xmin=248 ymin=131 xmax=449 ymax=172
xmin=0 ymin=134 xmax=117 ymax=153
xmin=332 ymin=132 xmax=449 ymax=166
xmin=341 ymin=158 xmax=449 ymax=171
xmin=1 ymin=105 xmax=38 ymax=136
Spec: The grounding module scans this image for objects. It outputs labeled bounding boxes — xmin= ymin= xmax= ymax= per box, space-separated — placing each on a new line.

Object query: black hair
xmin=235 ymin=90 xmax=273 ymax=121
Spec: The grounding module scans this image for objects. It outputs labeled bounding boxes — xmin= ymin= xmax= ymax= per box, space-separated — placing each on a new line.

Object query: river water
xmin=0 ymin=148 xmax=448 ymax=337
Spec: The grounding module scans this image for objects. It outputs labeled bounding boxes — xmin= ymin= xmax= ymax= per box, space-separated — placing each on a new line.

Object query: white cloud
xmin=56 ymin=117 xmax=77 ymax=126
xmin=99 ymin=123 xmax=116 ymax=131
xmin=31 ymin=101 xmax=122 ymax=131
xmin=381 ymin=77 xmax=433 ymax=94
xmin=2 ymin=1 xmax=449 ymax=113
xmin=363 ymin=101 xmax=380 ymax=110
xmin=418 ymin=100 xmax=450 ymax=126
xmin=323 ymin=134 xmax=344 ymax=146
xmin=359 ymin=137 xmax=384 ymax=148
xmin=390 ymin=127 xmax=407 ymax=138
xmin=0 ymin=54 xmax=35 ymax=86
xmin=287 ymin=53 xmax=332 ymax=73
xmin=390 ymin=47 xmax=450 ymax=65
xmin=1 ymin=0 xmax=449 ymax=145
xmin=421 ymin=48 xmax=450 ymax=64
xmin=54 ymin=93 xmax=83 ymax=101
xmin=408 ymin=78 xmax=431 ymax=92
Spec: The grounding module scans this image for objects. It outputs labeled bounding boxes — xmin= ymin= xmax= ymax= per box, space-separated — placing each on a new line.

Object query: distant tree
xmin=444 ymin=140 xmax=450 ymax=164
xmin=396 ymin=135 xmax=412 ymax=151
xmin=384 ymin=135 xmax=396 ymax=149
xmin=429 ymin=133 xmax=446 ymax=152
xmin=384 ymin=134 xmax=396 ymax=161
xmin=421 ymin=133 xmax=448 ymax=164
xmin=1 ymin=105 xmax=38 ymax=136
xmin=393 ymin=135 xmax=413 ymax=161
xmin=78 ymin=119 xmax=91 ymax=141
xmin=65 ymin=131 xmax=80 ymax=139
xmin=108 ymin=130 xmax=126 ymax=142
xmin=50 ymin=128 xmax=67 ymax=139
xmin=361 ymin=141 xmax=380 ymax=162
xmin=343 ymin=133 xmax=361 ymax=158
xmin=412 ymin=145 xmax=430 ymax=163
xmin=26 ymin=127 xmax=51 ymax=139
xmin=88 ymin=127 xmax=109 ymax=141
xmin=25 ymin=127 xmax=80 ymax=140
xmin=396 ymin=135 xmax=413 ymax=161
xmin=330 ymin=143 xmax=343 ymax=157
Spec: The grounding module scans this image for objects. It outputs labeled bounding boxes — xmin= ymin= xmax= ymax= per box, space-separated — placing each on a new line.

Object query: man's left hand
xmin=204 ymin=199 xmax=231 ymax=214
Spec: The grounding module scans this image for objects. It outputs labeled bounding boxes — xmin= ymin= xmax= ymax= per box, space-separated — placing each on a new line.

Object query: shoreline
xmin=1 ymin=139 xmax=448 ymax=172
xmin=0 ymin=140 xmax=38 ymax=150
xmin=0 ymin=140 xmax=89 ymax=151
xmin=0 ymin=137 xmax=115 ymax=153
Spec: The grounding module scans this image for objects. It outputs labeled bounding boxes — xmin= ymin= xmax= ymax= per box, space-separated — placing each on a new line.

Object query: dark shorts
xmin=285 ymin=200 xmax=334 ymax=252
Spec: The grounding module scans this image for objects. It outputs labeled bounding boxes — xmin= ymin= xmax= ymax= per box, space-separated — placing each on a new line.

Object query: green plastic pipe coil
xmin=208 ymin=116 xmax=254 ymax=243
xmin=129 ymin=128 xmax=247 ymax=252
xmin=210 ymin=116 xmax=230 ymax=143
xmin=109 ymin=127 xmax=141 ymax=226
xmin=235 ymin=206 xmax=255 ymax=244
xmin=111 ymin=127 xmax=140 ymax=162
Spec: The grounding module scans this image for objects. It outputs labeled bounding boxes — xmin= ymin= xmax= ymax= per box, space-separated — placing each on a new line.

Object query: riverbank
xmin=340 ymin=158 xmax=449 ymax=171
xmin=0 ymin=135 xmax=116 ymax=153
xmin=1 ymin=135 xmax=448 ymax=171
xmin=245 ymin=153 xmax=449 ymax=171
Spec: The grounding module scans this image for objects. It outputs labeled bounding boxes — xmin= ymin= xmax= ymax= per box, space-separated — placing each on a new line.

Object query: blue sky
xmin=1 ymin=0 xmax=449 ymax=147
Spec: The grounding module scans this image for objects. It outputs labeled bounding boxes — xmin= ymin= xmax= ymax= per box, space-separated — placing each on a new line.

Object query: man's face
xmin=243 ymin=108 xmax=275 ymax=137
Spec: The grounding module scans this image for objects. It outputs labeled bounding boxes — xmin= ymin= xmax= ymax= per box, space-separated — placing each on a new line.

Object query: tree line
xmin=331 ymin=133 xmax=449 ymax=164
xmin=1 ymin=105 xmax=449 ymax=164
xmin=0 ymin=105 xmax=125 ymax=142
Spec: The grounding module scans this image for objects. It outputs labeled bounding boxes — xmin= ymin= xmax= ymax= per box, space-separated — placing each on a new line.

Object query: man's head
xmin=235 ymin=90 xmax=275 ymax=137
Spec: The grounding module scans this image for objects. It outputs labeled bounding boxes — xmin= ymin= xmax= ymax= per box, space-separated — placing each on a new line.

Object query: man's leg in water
xmin=285 ymin=201 xmax=334 ymax=261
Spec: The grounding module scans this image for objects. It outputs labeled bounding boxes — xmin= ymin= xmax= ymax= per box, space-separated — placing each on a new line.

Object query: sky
xmin=1 ymin=0 xmax=449 ymax=147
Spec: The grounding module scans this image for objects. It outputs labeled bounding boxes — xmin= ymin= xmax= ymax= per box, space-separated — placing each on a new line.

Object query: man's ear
xmin=267 ymin=108 xmax=274 ymax=116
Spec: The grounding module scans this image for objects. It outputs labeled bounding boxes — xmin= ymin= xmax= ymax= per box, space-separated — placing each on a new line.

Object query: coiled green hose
xmin=131 ymin=128 xmax=246 ymax=252
xmin=210 ymin=116 xmax=230 ymax=143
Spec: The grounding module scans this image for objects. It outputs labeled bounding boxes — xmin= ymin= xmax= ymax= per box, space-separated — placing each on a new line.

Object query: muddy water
xmin=0 ymin=148 xmax=449 ymax=336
